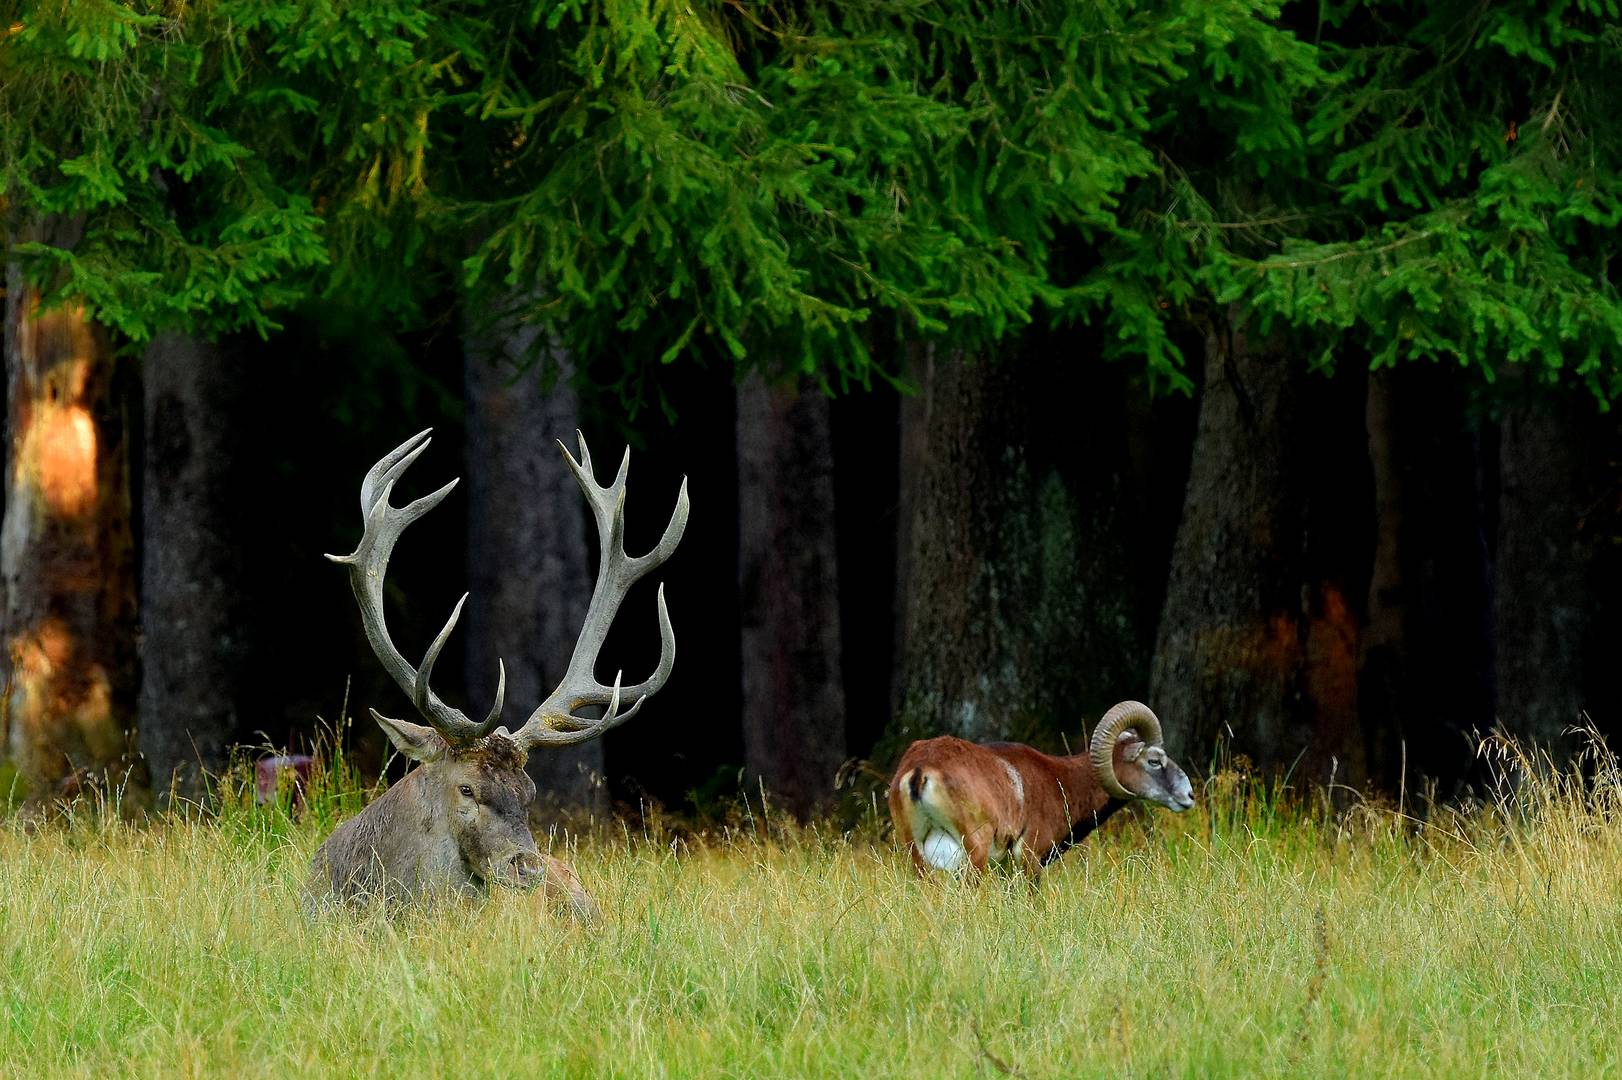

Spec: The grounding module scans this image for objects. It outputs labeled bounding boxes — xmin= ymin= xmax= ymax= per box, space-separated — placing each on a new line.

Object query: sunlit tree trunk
xmin=736 ymin=373 xmax=846 ymax=817
xmin=138 ymin=332 xmax=250 ymax=804
xmin=894 ymin=348 xmax=1150 ymax=749
xmin=2 ymin=221 xmax=139 ymax=806
xmin=1149 ymin=317 xmax=1367 ymax=783
xmin=463 ymin=318 xmax=602 ymax=816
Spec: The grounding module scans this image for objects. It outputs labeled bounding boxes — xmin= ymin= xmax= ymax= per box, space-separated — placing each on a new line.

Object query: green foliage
xmin=1108 ymin=0 xmax=1622 ymax=399
xmin=1262 ymin=1 xmax=1622 ymax=399
xmin=1074 ymin=0 xmax=1328 ymax=391
xmin=445 ymin=1 xmax=1307 ymax=404
xmin=4 ymin=1 xmax=1307 ymax=400
xmin=4 ymin=2 xmax=1618 ymax=402
xmin=0 ymin=1 xmax=443 ymax=339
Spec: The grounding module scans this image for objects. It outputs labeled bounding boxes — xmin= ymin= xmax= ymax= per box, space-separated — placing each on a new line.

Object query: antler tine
xmin=358 ymin=428 xmax=431 ymax=517
xmin=520 ymin=671 xmax=652 ymax=748
xmin=415 ymin=593 xmax=505 ymax=736
xmin=633 ymin=480 xmax=689 ymax=574
xmin=510 ymin=433 xmax=687 ymax=752
xmin=572 ymin=429 xmax=594 ymax=481
xmin=328 ymin=431 xmax=505 ymax=744
xmin=481 ymin=659 xmax=507 ymax=730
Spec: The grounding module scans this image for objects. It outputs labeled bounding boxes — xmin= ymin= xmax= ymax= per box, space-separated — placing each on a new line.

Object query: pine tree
xmin=1095 ymin=1 xmax=1621 ymax=775
xmin=0 ymin=2 xmax=443 ymax=797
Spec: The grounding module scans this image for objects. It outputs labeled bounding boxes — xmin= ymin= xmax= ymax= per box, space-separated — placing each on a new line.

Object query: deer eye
xmin=458 ymin=784 xmax=475 ymax=798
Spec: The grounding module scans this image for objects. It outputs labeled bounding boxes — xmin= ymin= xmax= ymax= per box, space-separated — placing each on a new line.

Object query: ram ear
xmin=1119 ymin=739 xmax=1147 ymax=763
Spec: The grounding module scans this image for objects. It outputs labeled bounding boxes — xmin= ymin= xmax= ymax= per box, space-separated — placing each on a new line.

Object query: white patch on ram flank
xmin=998 ymin=758 xmax=1025 ymax=813
xmin=906 ymin=773 xmax=968 ymax=873
xmin=920 ymin=830 xmax=968 ymax=872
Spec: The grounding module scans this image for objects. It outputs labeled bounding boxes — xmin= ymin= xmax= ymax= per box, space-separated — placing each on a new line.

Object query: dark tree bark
xmin=1495 ymin=392 xmax=1605 ymax=756
xmin=2 ymin=220 xmax=140 ymax=805
xmin=1149 ymin=317 xmax=1368 ymax=783
xmin=894 ymin=347 xmax=1150 ymax=749
xmin=891 ymin=345 xmax=932 ymax=723
xmin=463 ymin=322 xmax=600 ymax=815
xmin=138 ymin=332 xmax=252 ymax=802
xmin=736 ymin=373 xmax=847 ymax=817
xmin=1359 ymin=366 xmax=1495 ymax=790
xmin=828 ymin=384 xmax=900 ymax=761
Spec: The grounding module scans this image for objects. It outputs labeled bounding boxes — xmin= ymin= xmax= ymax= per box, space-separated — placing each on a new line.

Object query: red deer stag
xmin=888 ymin=701 xmax=1194 ymax=878
xmin=305 ymin=429 xmax=686 ymax=914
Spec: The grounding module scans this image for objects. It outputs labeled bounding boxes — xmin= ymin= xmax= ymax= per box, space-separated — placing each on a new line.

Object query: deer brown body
xmin=889 ymin=701 xmax=1194 ymax=878
xmin=306 ymin=429 xmax=687 ymax=914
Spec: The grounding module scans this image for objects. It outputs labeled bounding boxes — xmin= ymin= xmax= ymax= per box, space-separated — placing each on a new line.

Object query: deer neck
xmin=361 ymin=766 xmax=464 ymax=888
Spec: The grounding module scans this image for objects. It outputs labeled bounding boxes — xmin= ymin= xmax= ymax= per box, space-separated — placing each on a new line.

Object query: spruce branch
xmin=1235 ymin=230 xmax=1438 ymax=271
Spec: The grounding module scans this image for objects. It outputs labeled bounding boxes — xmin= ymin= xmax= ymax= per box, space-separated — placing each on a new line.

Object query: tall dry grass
xmin=2 ymin=729 xmax=1620 ymax=1077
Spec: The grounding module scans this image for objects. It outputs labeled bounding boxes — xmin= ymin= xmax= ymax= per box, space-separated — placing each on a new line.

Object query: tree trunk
xmin=138 ymin=332 xmax=252 ymax=802
xmin=894 ymin=347 xmax=1149 ymax=749
xmin=463 ymin=321 xmax=600 ymax=816
xmin=1495 ymin=392 xmax=1602 ymax=756
xmin=1149 ymin=316 xmax=1367 ymax=783
xmin=1359 ymin=366 xmax=1495 ymax=790
xmin=2 ymin=221 xmax=140 ymax=806
xmin=736 ymin=373 xmax=847 ymax=817
xmin=828 ymin=381 xmax=901 ymax=762
xmin=891 ymin=344 xmax=933 ymax=724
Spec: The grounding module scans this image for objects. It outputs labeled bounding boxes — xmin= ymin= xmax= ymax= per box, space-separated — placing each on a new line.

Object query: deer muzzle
xmin=509 ymin=850 xmax=546 ymax=888
xmin=477 ymin=836 xmax=544 ymax=888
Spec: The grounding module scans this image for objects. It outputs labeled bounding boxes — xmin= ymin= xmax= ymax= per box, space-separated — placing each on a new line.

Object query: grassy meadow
xmin=2 ymin=738 xmax=1621 ymax=1078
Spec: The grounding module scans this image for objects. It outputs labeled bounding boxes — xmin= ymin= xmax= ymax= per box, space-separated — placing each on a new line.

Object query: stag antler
xmin=326 ymin=430 xmax=505 ymax=743
xmin=506 ymin=431 xmax=689 ymax=750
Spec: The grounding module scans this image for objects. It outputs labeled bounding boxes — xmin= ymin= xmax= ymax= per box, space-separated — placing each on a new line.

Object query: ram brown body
xmin=889 ymin=701 xmax=1194 ymax=878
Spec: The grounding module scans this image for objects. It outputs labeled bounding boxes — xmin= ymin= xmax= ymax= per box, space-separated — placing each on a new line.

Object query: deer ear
xmin=371 ymin=710 xmax=448 ymax=763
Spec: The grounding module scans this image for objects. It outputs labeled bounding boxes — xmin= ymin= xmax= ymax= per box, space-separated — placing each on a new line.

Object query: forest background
xmin=2 ymin=0 xmax=1619 ymax=822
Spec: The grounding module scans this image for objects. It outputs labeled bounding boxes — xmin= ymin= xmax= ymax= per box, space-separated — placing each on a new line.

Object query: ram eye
xmin=1147 ymin=759 xmax=1163 ymax=770
xmin=458 ymin=784 xmax=475 ymax=798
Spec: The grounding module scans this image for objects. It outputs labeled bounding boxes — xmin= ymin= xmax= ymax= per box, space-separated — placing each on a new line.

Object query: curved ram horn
xmin=1088 ymin=700 xmax=1164 ymax=799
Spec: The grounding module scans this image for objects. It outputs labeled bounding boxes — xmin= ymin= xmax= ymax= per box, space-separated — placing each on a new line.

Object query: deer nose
xmin=510 ymin=851 xmax=542 ymax=882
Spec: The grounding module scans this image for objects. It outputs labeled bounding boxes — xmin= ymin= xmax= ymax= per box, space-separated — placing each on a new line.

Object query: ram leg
xmin=962 ymin=825 xmax=995 ymax=873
